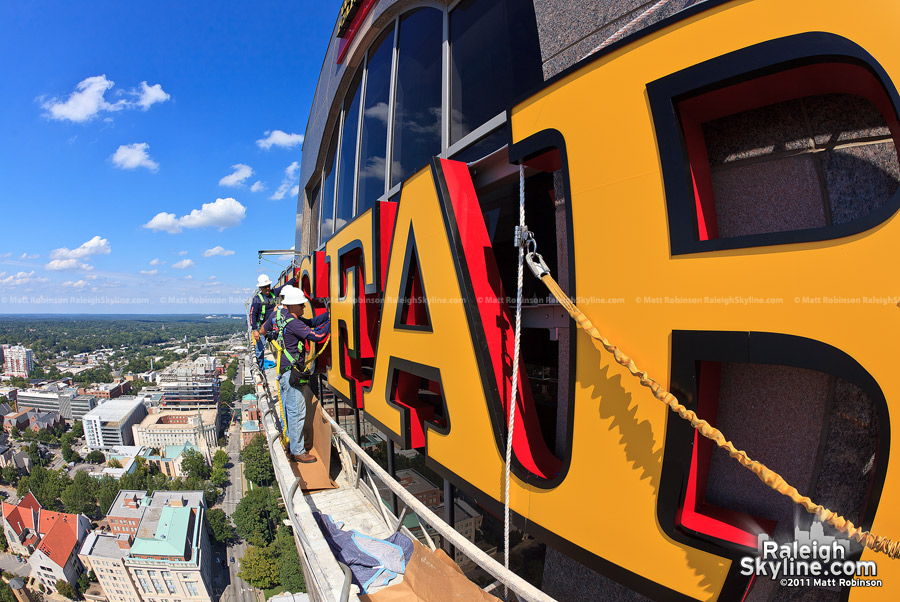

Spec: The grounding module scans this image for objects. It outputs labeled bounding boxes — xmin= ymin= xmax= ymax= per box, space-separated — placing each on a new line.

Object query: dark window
xmin=357 ymin=27 xmax=394 ymax=214
xmin=391 ymin=8 xmax=443 ymax=187
xmin=336 ymin=70 xmax=362 ymax=232
xmin=449 ymin=0 xmax=543 ymax=144
xmin=319 ymin=127 xmax=339 ymax=243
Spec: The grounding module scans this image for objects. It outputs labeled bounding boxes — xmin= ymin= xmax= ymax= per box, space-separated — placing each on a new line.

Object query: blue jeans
xmin=255 ymin=336 xmax=265 ymax=369
xmin=278 ymin=370 xmax=306 ymax=456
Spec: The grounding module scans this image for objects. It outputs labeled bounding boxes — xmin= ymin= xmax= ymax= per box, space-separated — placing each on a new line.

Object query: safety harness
xmin=255 ymin=291 xmax=277 ymax=327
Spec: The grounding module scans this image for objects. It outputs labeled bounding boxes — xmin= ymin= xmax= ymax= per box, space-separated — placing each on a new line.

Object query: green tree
xmin=212 ymin=449 xmax=229 ymax=469
xmin=96 ymin=476 xmax=121 ymax=516
xmin=0 ymin=580 xmax=16 ymax=602
xmin=85 ymin=450 xmax=105 ymax=464
xmin=233 ymin=487 xmax=284 ymax=546
xmin=218 ymin=436 xmax=227 ymax=447
xmin=62 ymin=471 xmax=97 ymax=517
xmin=55 ymin=579 xmax=77 ymax=600
xmin=240 ymin=434 xmax=274 ymax=486
xmin=76 ymin=573 xmax=90 ymax=595
xmin=1 ymin=465 xmax=18 ymax=486
xmin=107 ymin=459 xmax=122 ymax=469
xmin=205 ymin=508 xmax=234 ymax=544
xmin=71 ymin=421 xmax=84 ymax=438
xmin=9 ymin=427 xmax=19 ymax=439
xmin=210 ymin=466 xmax=228 ymax=487
xmin=237 ymin=384 xmax=255 ymax=399
xmin=61 ymin=442 xmax=80 ymax=463
xmin=180 ymin=449 xmax=211 ymax=480
xmin=220 ymin=379 xmax=235 ymax=406
xmin=26 ymin=442 xmax=43 ymax=467
xmin=203 ymin=485 xmax=220 ymax=508
xmin=0 ymin=533 xmax=7 ymax=552
xmin=277 ymin=526 xmax=306 ymax=593
xmin=238 ymin=545 xmax=280 ymax=590
xmin=227 ymin=360 xmax=239 ymax=380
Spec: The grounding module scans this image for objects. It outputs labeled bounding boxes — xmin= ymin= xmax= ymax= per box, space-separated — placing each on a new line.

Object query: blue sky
xmin=0 ymin=1 xmax=337 ymax=314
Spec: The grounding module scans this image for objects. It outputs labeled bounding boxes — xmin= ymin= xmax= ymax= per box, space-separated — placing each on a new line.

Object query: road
xmin=219 ymin=418 xmax=262 ymax=602
xmin=0 ymin=551 xmax=33 ymax=578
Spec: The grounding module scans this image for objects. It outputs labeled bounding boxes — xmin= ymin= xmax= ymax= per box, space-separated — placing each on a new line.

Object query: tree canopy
xmin=206 ymin=508 xmax=234 ymax=544
xmin=233 ymin=486 xmax=285 ymax=546
xmin=240 ymin=434 xmax=274 ymax=486
xmin=180 ymin=449 xmax=211 ymax=480
xmin=238 ymin=544 xmax=280 ymax=590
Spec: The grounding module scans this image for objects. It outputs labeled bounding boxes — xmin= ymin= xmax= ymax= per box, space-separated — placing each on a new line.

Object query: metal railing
xmin=243 ymin=297 xmax=555 ymax=601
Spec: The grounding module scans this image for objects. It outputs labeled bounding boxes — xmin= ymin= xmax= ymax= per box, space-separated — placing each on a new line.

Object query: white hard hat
xmin=282 ymin=287 xmax=308 ymax=306
xmin=257 ymin=274 xmax=272 ymax=287
xmin=278 ymin=285 xmax=297 ymax=298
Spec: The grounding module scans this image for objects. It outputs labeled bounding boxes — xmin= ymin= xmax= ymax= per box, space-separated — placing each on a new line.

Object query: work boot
xmin=291 ymin=453 xmax=317 ymax=464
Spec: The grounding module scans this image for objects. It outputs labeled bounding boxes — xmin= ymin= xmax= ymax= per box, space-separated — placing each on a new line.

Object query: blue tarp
xmin=262 ymin=359 xmax=276 ymax=369
xmin=313 ymin=512 xmax=414 ymax=593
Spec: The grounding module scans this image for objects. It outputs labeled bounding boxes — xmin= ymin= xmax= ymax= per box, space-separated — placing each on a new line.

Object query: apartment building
xmin=79 ymin=533 xmax=143 ymax=602
xmin=131 ymin=410 xmax=218 ymax=460
xmin=3 ymin=347 xmax=33 ymax=378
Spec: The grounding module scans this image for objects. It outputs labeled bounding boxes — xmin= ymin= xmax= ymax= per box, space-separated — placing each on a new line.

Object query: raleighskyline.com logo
xmin=739 ymin=522 xmax=882 ymax=588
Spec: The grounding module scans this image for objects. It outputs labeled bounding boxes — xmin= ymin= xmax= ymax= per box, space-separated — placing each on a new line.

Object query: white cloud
xmin=41 ymin=75 xmax=122 ymax=123
xmin=178 ymin=251 xmax=188 ymax=256
xmin=0 ymin=271 xmax=50 ymax=286
xmin=40 ymin=75 xmax=169 ymax=123
xmin=143 ymin=197 xmax=246 ymax=233
xmin=50 ymin=235 xmax=111 ymax=260
xmin=291 ymin=184 xmax=300 ymax=197
xmin=85 ymin=274 xmax=98 ymax=280
xmin=149 ymin=258 xmax=164 ymax=265
xmin=139 ymin=269 xmax=158 ymax=275
xmin=250 ymin=181 xmax=266 ymax=192
xmin=111 ymin=143 xmax=159 ymax=172
xmin=134 ymin=82 xmax=170 ymax=110
xmin=269 ymin=161 xmax=300 ymax=200
xmin=256 ymin=130 xmax=304 ymax=150
xmin=202 ymin=246 xmax=234 ymax=258
xmin=184 ymin=275 xmax=193 ymax=280
xmin=219 ymin=164 xmax=253 ymax=187
xmin=209 ymin=276 xmax=217 ymax=280
xmin=20 ymin=253 xmax=39 ymax=259
xmin=172 ymin=259 xmax=195 ymax=269
xmin=45 ymin=259 xmax=94 ymax=271
xmin=61 ymin=280 xmax=88 ymax=289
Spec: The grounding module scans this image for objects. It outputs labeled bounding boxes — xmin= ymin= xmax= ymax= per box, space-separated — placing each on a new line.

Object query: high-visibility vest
xmin=256 ymin=291 xmax=276 ymax=326
xmin=275 ymin=308 xmax=298 ymax=365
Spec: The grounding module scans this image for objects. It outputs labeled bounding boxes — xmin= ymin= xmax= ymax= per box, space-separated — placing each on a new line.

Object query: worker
xmin=259 ymin=286 xmax=329 ymax=463
xmin=251 ymin=274 xmax=293 ymax=369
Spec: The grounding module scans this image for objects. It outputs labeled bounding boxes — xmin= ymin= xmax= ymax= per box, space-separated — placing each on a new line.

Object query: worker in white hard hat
xmin=251 ymin=273 xmax=294 ymax=370
xmin=258 ymin=285 xmax=330 ymax=463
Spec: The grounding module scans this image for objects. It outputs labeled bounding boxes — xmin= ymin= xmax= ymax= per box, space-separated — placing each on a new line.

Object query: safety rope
xmin=583 ymin=0 xmax=673 ymax=58
xmin=504 ymin=165 xmax=527 ymax=600
xmin=523 ymin=253 xmax=900 ymax=560
xmin=270 ymin=334 xmax=330 ymax=452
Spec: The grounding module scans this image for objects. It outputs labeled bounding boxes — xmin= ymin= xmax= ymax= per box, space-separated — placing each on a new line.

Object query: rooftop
xmin=80 ymin=531 xmax=130 ymax=560
xmin=108 ymin=490 xmax=149 ymax=519
xmin=136 ymin=409 xmax=218 ymax=429
xmin=83 ymin=397 xmax=145 ymax=423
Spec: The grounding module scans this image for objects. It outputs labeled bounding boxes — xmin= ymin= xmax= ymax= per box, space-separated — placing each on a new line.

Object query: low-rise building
xmin=79 ymin=533 xmax=143 ymax=602
xmin=83 ymin=397 xmax=148 ymax=450
xmin=29 ymin=411 xmax=62 ymax=432
xmin=80 ymin=381 xmax=131 ymax=400
xmin=139 ymin=443 xmax=199 ymax=478
xmin=2 ymin=493 xmax=91 ymax=591
xmin=0 ymin=448 xmax=33 ymax=475
xmin=132 ymin=410 xmax=218 ymax=460
xmin=377 ymin=469 xmax=442 ymax=509
xmin=240 ymin=395 xmax=261 ymax=448
xmin=92 ymin=490 xmax=212 ymax=602
xmin=3 ymin=407 xmax=34 ymax=433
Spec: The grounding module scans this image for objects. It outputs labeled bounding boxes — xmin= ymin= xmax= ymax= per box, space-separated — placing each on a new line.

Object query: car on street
xmin=230 ymin=557 xmax=235 ymax=564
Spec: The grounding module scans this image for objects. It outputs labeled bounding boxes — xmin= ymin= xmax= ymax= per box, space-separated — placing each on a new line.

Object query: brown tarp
xmin=359 ymin=541 xmax=501 ymax=602
xmin=288 ymin=385 xmax=336 ymax=491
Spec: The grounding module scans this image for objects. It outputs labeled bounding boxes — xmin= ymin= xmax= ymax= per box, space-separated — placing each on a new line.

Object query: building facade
xmin=83 ymin=397 xmax=149 ymax=450
xmin=3 ymin=347 xmax=33 ymax=378
xmin=131 ymin=410 xmax=218 ymax=460
xmin=156 ymin=359 xmax=219 ymax=410
xmin=79 ymin=533 xmax=143 ymax=602
xmin=289 ymin=1 xmax=900 ymax=601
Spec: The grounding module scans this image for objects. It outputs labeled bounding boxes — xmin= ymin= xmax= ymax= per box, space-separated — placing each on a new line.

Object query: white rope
xmin=583 ymin=0 xmax=673 ymax=58
xmin=504 ymin=165 xmax=526 ymax=600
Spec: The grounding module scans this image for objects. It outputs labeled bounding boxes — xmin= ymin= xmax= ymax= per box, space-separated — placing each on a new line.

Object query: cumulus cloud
xmin=257 ymin=130 xmax=304 ymax=150
xmin=139 ymin=269 xmax=158 ymax=275
xmin=20 ymin=253 xmax=39 ymax=260
xmin=40 ymin=75 xmax=169 ymax=123
xmin=143 ymin=198 xmax=246 ymax=233
xmin=134 ymin=82 xmax=170 ymax=110
xmin=219 ymin=164 xmax=253 ymax=187
xmin=61 ymin=280 xmax=88 ymax=289
xmin=184 ymin=275 xmax=193 ymax=280
xmin=250 ymin=181 xmax=266 ymax=192
xmin=172 ymin=259 xmax=195 ymax=269
xmin=202 ymin=246 xmax=234 ymax=258
xmin=0 ymin=271 xmax=50 ymax=286
xmin=45 ymin=259 xmax=94 ymax=271
xmin=269 ymin=161 xmax=300 ymax=200
xmin=149 ymin=258 xmax=164 ymax=265
xmin=111 ymin=143 xmax=159 ymax=172
xmin=50 ymin=235 xmax=111 ymax=260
